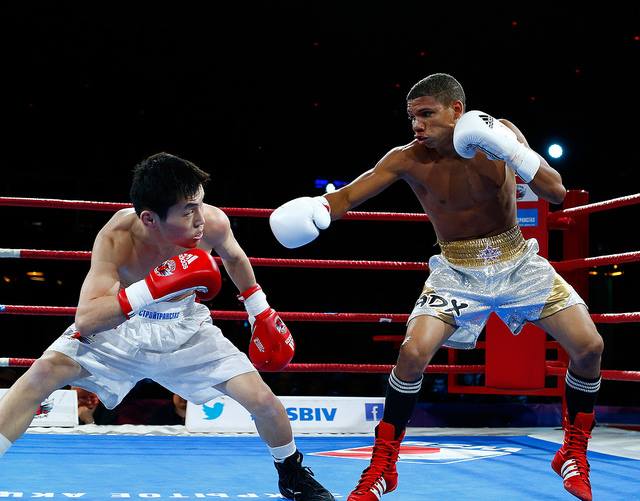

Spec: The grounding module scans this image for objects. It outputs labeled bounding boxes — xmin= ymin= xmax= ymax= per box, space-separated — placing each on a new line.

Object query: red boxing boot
xmin=551 ymin=412 xmax=595 ymax=501
xmin=348 ymin=421 xmax=405 ymax=500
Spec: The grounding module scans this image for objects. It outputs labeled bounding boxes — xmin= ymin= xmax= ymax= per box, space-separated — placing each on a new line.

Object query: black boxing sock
xmin=565 ymin=369 xmax=601 ymax=423
xmin=382 ymin=367 xmax=423 ymax=436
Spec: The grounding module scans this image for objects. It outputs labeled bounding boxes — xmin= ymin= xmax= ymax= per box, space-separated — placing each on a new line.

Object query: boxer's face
xmin=157 ymin=185 xmax=206 ymax=248
xmin=408 ymin=96 xmax=461 ymax=149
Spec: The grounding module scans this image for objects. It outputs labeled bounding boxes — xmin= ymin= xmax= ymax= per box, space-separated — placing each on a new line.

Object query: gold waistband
xmin=438 ymin=225 xmax=527 ymax=267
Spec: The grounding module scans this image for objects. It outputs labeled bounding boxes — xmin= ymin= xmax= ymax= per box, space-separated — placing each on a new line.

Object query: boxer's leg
xmin=348 ymin=315 xmax=456 ymax=501
xmin=0 ymin=351 xmax=89 ymax=453
xmin=535 ymin=304 xmax=603 ymax=501
xmin=216 ymin=371 xmax=292 ymax=448
xmin=216 ymin=372 xmax=335 ymax=500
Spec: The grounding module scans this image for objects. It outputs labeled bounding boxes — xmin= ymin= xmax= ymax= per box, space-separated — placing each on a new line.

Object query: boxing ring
xmin=1 ymin=193 xmax=639 ymax=500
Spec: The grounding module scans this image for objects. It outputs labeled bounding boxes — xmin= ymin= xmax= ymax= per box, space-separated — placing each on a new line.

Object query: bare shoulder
xmin=92 ymin=208 xmax=137 ymax=265
xmin=202 ymin=204 xmax=231 ymax=245
xmin=384 ymin=142 xmax=416 ymax=166
xmin=101 ymin=208 xmax=137 ymax=232
xmin=394 ymin=140 xmax=438 ymax=171
xmin=374 ymin=142 xmax=421 ymax=176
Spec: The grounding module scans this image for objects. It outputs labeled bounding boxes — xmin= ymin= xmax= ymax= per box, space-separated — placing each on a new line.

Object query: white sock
xmin=269 ymin=439 xmax=297 ymax=462
xmin=0 ymin=433 xmax=12 ymax=457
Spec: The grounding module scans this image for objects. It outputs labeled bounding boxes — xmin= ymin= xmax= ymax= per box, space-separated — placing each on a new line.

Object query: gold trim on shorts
xmin=438 ymin=225 xmax=527 ymax=267
xmin=416 ymin=285 xmax=456 ymax=326
xmin=540 ymin=273 xmax=573 ymax=318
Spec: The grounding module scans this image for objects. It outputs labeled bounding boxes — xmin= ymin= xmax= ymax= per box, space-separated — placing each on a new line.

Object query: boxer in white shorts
xmin=0 ymin=153 xmax=334 ymax=501
xmin=48 ymin=295 xmax=256 ymax=410
xmin=270 ymin=74 xmax=603 ymax=501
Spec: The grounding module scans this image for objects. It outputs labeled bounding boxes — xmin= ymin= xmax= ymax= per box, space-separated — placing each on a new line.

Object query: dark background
xmin=1 ymin=4 xmax=639 ymax=412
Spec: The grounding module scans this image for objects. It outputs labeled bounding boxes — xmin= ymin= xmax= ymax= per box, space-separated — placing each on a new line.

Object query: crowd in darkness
xmin=1 ymin=4 xmax=639 ymax=421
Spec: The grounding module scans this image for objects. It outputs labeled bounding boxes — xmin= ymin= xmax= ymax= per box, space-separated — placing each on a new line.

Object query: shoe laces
xmin=564 ymin=423 xmax=592 ymax=480
xmin=281 ymin=463 xmax=324 ymax=495
xmin=353 ymin=437 xmax=399 ymax=492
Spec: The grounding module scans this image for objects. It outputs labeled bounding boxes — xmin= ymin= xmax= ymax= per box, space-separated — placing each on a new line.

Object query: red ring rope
xmin=3 ymin=248 xmax=640 ymax=272
xmin=3 ymin=194 xmax=639 ymax=223
xmin=2 ymin=195 xmax=639 ymax=388
xmin=1 ymin=358 xmax=638 ymax=382
xmin=547 ymin=193 xmax=640 ymax=224
xmin=0 ymin=197 xmax=430 ymax=222
xmin=2 ymin=305 xmax=639 ymax=324
xmin=0 ymin=249 xmax=430 ymax=270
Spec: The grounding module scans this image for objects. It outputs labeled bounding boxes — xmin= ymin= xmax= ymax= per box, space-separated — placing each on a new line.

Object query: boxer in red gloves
xmin=0 ymin=153 xmax=333 ymax=501
xmin=239 ymin=284 xmax=295 ymax=372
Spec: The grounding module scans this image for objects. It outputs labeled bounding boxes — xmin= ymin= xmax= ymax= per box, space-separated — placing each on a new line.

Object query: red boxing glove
xmin=117 ymin=248 xmax=221 ymax=318
xmin=239 ymin=284 xmax=295 ymax=371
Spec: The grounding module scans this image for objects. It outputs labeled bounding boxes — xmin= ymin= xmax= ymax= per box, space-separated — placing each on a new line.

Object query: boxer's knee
xmin=395 ymin=316 xmax=454 ymax=380
xmin=19 ymin=360 xmax=60 ymax=402
xmin=245 ymin=384 xmax=283 ymax=419
xmin=396 ymin=341 xmax=434 ymax=381
xmin=570 ymin=330 xmax=604 ymax=375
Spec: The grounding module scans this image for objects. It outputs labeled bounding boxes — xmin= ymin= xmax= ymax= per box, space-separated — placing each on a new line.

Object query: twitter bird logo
xmin=202 ymin=402 xmax=224 ymax=420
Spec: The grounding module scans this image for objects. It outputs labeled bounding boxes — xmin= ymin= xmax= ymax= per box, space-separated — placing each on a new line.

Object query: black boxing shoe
xmin=274 ymin=450 xmax=335 ymax=501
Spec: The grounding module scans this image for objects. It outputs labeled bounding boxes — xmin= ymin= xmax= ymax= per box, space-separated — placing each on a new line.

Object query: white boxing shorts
xmin=47 ymin=295 xmax=256 ymax=409
xmin=408 ymin=225 xmax=586 ymax=350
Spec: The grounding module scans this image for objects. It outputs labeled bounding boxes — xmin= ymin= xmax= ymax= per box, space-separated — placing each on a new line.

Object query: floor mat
xmin=1 ymin=433 xmax=638 ymax=500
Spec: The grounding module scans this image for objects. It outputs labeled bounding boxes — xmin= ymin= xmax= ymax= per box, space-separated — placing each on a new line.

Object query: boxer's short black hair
xmin=407 ymin=73 xmax=466 ymax=108
xmin=130 ymin=152 xmax=210 ymax=220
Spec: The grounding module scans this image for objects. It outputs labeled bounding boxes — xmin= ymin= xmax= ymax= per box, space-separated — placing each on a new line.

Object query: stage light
xmin=548 ymin=144 xmax=563 ymax=159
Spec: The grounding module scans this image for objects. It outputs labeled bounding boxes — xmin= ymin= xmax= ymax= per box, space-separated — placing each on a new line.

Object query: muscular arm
xmin=74 ymin=228 xmax=129 ymax=336
xmin=500 ymin=119 xmax=567 ymax=204
xmin=204 ymin=206 xmax=256 ymax=292
xmin=324 ymin=148 xmax=404 ymax=219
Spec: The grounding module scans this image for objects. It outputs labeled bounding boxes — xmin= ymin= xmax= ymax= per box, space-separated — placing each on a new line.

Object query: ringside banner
xmin=0 ymin=388 xmax=78 ymax=427
xmin=186 ymin=396 xmax=386 ymax=433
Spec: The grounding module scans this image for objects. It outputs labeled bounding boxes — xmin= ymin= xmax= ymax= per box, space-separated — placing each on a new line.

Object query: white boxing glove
xmin=453 ymin=110 xmax=540 ymax=183
xmin=269 ymin=196 xmax=331 ymax=249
